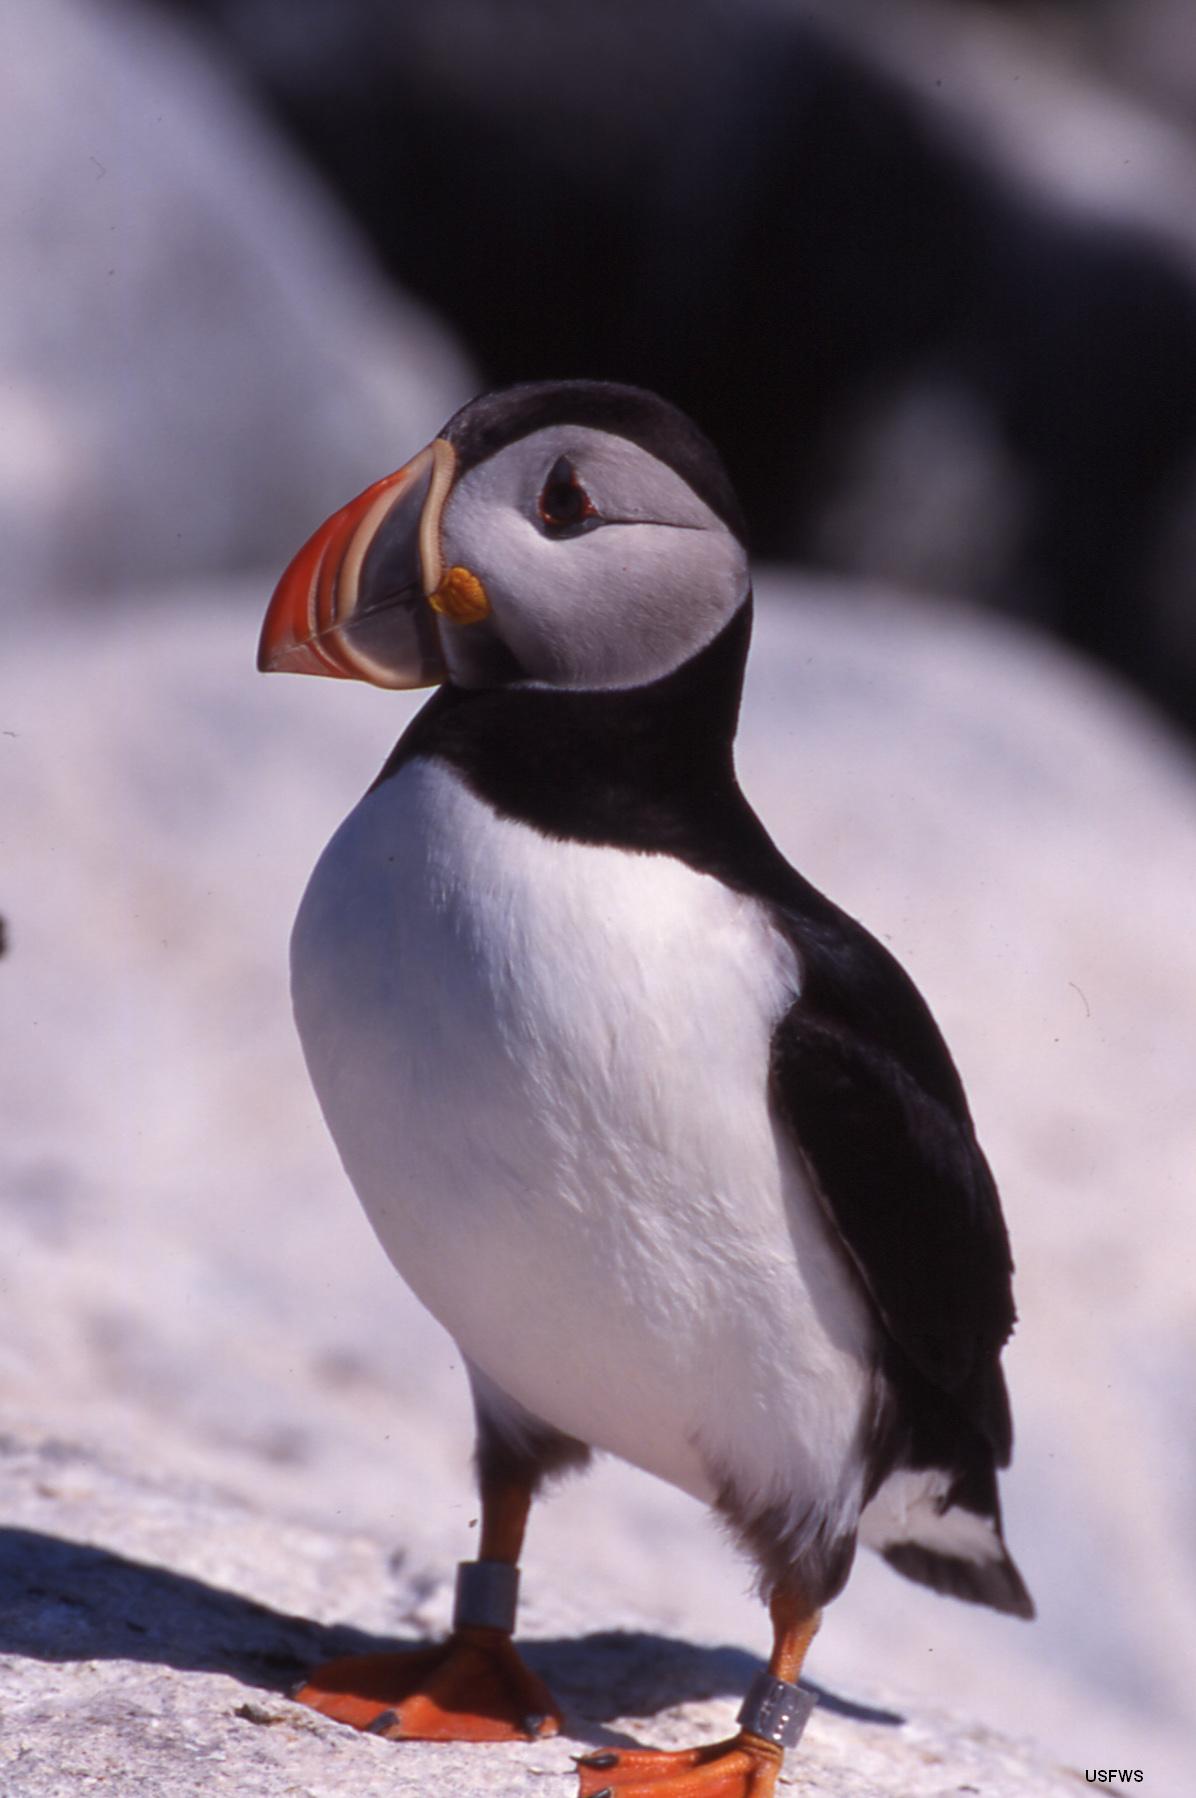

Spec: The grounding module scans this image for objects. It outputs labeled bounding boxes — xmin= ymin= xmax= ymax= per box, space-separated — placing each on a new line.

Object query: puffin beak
xmin=257 ymin=438 xmax=461 ymax=688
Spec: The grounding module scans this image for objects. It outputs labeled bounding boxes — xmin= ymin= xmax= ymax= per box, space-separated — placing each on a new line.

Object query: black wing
xmin=768 ymin=894 xmax=1016 ymax=1421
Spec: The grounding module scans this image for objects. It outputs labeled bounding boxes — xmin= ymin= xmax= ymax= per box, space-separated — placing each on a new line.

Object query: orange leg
xmin=293 ymin=1474 xmax=560 ymax=1742
xmin=576 ymin=1588 xmax=820 ymax=1798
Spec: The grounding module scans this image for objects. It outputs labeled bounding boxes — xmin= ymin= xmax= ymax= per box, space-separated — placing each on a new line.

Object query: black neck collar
xmin=375 ymin=601 xmax=757 ymax=856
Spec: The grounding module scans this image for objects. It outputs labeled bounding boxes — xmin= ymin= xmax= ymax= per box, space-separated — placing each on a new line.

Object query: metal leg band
xmin=452 ymin=1559 xmax=520 ymax=1633
xmin=737 ymin=1671 xmax=816 ymax=1749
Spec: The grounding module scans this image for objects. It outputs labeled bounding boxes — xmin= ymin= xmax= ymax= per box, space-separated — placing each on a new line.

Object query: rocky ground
xmin=0 ymin=1430 xmax=1083 ymax=1798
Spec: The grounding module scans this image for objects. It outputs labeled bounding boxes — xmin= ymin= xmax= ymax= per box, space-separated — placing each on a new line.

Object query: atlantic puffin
xmin=258 ymin=381 xmax=1032 ymax=1797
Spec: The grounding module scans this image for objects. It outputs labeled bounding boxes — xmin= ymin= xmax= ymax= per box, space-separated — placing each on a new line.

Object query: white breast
xmin=292 ymin=758 xmax=876 ymax=1537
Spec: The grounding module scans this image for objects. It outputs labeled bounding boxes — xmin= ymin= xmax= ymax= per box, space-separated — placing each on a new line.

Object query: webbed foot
xmin=294 ymin=1628 xmax=560 ymax=1742
xmin=576 ymin=1732 xmax=783 ymax=1797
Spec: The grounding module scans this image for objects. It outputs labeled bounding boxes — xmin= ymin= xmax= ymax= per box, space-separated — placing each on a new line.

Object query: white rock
xmin=0 ymin=1428 xmax=1082 ymax=1797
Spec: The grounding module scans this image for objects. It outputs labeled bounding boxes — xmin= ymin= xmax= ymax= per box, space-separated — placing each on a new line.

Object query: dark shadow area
xmin=0 ymin=1527 xmax=904 ymax=1743
xmin=799 ymin=1679 xmax=904 ymax=1728
xmin=0 ymin=1525 xmax=385 ymax=1692
xmin=527 ymin=1629 xmax=904 ymax=1733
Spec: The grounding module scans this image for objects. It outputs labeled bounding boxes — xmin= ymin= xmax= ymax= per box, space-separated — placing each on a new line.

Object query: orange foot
xmin=294 ymin=1627 xmax=561 ymax=1742
xmin=576 ymin=1734 xmax=783 ymax=1798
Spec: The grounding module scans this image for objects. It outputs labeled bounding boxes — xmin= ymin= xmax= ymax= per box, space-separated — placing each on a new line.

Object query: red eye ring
xmin=538 ymin=456 xmax=597 ymax=532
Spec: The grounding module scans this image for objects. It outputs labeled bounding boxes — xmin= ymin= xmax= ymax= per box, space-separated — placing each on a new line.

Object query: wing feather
xmin=768 ymin=904 xmax=1016 ymax=1407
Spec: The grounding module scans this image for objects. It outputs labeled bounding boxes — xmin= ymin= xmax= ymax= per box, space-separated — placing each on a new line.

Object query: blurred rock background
xmin=2 ymin=0 xmax=1194 ymax=1792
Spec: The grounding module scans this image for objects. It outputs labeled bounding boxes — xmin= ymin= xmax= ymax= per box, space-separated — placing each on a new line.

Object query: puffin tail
xmin=859 ymin=1466 xmax=1035 ymax=1620
xmin=881 ymin=1537 xmax=1035 ymax=1619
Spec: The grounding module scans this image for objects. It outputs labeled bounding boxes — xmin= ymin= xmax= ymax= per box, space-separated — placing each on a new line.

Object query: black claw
xmin=590 ymin=1788 xmax=615 ymax=1798
xmin=581 ymin=1751 xmax=619 ymax=1768
xmin=364 ymin=1708 xmax=401 ymax=1736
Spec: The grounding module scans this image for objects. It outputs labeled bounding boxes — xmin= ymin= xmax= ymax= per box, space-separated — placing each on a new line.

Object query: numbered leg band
xmin=737 ymin=1671 xmax=817 ymax=1749
xmin=452 ymin=1559 xmax=520 ymax=1633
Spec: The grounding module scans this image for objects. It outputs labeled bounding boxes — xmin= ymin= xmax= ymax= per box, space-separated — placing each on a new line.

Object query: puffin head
xmin=258 ymin=381 xmax=749 ymax=694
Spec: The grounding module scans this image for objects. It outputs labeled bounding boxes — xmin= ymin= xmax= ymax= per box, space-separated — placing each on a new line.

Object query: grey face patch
xmin=438 ymin=424 xmax=750 ymax=690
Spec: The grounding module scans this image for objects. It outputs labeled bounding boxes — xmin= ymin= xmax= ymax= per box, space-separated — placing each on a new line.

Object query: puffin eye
xmin=537 ymin=457 xmax=598 ymax=535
